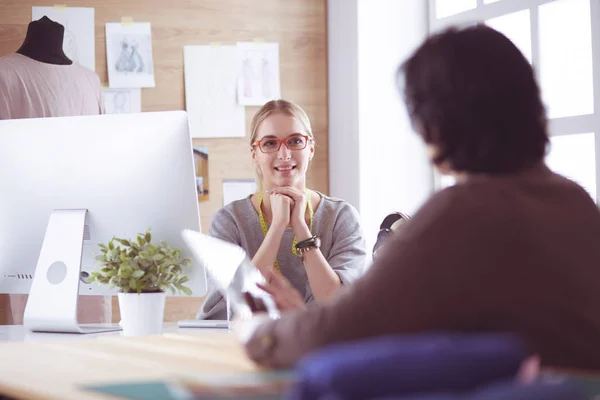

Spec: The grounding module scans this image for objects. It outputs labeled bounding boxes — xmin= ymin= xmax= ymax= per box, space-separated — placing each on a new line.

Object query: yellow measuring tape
xmin=258 ymin=188 xmax=314 ymax=272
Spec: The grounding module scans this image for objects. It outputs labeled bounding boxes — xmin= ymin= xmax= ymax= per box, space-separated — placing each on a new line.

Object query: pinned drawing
xmin=101 ymin=88 xmax=142 ymax=114
xmin=31 ymin=6 xmax=95 ymax=71
xmin=106 ymin=22 xmax=155 ymax=88
xmin=183 ymin=45 xmax=245 ymax=138
xmin=115 ymin=37 xmax=146 ymax=73
xmin=63 ymin=23 xmax=79 ymax=63
xmin=236 ymin=42 xmax=281 ymax=106
xmin=223 ymin=180 xmax=257 ymax=206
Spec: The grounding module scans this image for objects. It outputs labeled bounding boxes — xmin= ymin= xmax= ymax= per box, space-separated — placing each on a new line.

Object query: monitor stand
xmin=23 ymin=209 xmax=121 ymax=334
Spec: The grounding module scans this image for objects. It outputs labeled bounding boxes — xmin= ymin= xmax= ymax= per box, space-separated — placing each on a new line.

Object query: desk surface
xmin=0 ymin=324 xmax=262 ymax=400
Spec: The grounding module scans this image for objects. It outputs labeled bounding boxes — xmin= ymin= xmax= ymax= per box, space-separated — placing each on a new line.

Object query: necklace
xmin=257 ymin=188 xmax=314 ymax=273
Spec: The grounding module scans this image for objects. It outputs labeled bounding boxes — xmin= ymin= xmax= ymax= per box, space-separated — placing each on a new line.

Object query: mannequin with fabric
xmin=0 ymin=15 xmax=102 ymax=120
xmin=0 ymin=16 xmax=109 ymax=325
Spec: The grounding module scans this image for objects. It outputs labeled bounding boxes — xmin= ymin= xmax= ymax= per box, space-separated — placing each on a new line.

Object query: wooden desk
xmin=0 ymin=324 xmax=261 ymax=400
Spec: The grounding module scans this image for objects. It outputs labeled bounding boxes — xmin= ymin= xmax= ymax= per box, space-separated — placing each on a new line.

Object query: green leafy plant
xmin=88 ymin=228 xmax=192 ymax=295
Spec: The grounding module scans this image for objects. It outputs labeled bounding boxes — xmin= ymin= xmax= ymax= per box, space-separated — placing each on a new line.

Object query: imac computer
xmin=0 ymin=111 xmax=206 ymax=333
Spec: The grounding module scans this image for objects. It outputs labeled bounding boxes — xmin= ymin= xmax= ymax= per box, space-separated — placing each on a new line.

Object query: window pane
xmin=486 ymin=9 xmax=532 ymax=63
xmin=539 ymin=0 xmax=594 ymax=119
xmin=440 ymin=175 xmax=456 ymax=189
xmin=546 ymin=133 xmax=597 ymax=201
xmin=436 ymin=0 xmax=477 ymax=19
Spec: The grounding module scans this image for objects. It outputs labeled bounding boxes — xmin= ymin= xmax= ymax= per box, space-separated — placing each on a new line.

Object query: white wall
xmin=328 ymin=0 xmax=434 ymax=260
xmin=327 ymin=0 xmax=360 ymax=210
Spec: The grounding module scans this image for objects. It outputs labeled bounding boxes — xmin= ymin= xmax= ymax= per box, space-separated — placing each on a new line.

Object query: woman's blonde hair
xmin=250 ymin=99 xmax=314 ymax=189
xmin=250 ymin=99 xmax=314 ymax=145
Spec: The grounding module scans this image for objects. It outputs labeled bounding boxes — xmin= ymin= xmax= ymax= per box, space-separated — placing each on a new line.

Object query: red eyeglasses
xmin=252 ymin=134 xmax=311 ymax=153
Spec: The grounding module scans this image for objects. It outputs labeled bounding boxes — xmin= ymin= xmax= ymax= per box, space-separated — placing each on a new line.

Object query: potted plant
xmin=89 ymin=228 xmax=192 ymax=336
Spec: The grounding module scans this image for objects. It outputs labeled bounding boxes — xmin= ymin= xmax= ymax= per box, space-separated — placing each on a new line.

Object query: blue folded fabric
xmin=288 ymin=333 xmax=535 ymax=400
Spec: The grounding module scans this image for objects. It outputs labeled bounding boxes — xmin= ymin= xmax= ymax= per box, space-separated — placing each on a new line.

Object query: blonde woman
xmin=197 ymin=100 xmax=367 ymax=319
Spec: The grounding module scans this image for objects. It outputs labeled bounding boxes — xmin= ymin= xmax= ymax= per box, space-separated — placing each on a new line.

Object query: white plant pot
xmin=118 ymin=292 xmax=166 ymax=337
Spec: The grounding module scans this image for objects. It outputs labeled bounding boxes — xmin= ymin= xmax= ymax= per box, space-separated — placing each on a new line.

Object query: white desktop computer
xmin=0 ymin=110 xmax=206 ymax=333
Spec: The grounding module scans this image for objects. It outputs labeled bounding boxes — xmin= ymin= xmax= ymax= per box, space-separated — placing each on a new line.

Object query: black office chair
xmin=373 ymin=212 xmax=411 ymax=258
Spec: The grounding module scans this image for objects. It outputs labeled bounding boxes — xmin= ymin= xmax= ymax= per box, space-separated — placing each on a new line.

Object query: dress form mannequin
xmin=0 ymin=15 xmax=101 ymax=120
xmin=16 ymin=16 xmax=72 ymax=65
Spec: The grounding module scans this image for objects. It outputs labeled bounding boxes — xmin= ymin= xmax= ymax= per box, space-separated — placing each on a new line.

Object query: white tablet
xmin=179 ymin=229 xmax=279 ymax=325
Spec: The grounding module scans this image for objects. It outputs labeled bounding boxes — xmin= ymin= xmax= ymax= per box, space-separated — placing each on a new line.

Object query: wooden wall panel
xmin=0 ymin=0 xmax=328 ymax=323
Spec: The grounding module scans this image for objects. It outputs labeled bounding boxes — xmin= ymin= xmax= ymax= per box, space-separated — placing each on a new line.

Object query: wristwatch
xmin=295 ymin=235 xmax=321 ymax=259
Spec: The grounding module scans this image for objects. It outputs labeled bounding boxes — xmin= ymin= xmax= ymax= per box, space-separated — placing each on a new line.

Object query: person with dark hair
xmin=401 ymin=24 xmax=548 ymax=176
xmin=239 ymin=24 xmax=600 ymax=371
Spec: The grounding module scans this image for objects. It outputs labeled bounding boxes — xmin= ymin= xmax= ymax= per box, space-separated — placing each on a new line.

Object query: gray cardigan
xmin=197 ymin=192 xmax=367 ymax=320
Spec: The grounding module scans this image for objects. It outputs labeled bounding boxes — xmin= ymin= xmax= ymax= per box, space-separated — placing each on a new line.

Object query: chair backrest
xmin=373 ymin=212 xmax=411 ymax=258
xmin=289 ymin=333 xmax=586 ymax=400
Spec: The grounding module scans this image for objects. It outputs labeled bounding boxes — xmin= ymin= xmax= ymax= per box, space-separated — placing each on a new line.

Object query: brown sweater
xmin=245 ymin=164 xmax=600 ymax=370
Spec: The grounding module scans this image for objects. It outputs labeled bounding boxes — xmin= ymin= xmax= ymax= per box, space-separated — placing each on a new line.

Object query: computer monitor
xmin=0 ymin=111 xmax=206 ymax=333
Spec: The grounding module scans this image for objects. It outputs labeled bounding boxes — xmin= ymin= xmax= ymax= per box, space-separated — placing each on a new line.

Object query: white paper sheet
xmin=184 ymin=45 xmax=245 ymax=138
xmin=105 ymin=22 xmax=155 ymax=88
xmin=101 ymin=88 xmax=142 ymax=114
xmin=236 ymin=42 xmax=281 ymax=106
xmin=222 ymin=180 xmax=257 ymax=206
xmin=32 ymin=6 xmax=95 ymax=72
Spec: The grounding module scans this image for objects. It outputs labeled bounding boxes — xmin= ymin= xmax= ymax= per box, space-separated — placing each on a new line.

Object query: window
xmin=546 ymin=133 xmax=597 ymax=200
xmin=428 ymin=0 xmax=598 ymax=203
xmin=439 ymin=174 xmax=456 ymax=189
xmin=486 ymin=10 xmax=532 ymax=63
xmin=435 ymin=0 xmax=477 ymax=19
xmin=539 ymin=0 xmax=594 ymax=118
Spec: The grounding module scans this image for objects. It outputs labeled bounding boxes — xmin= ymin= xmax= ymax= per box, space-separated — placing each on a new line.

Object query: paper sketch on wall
xmin=31 ymin=6 xmax=95 ymax=71
xmin=183 ymin=45 xmax=245 ymax=138
xmin=101 ymin=87 xmax=142 ymax=114
xmin=236 ymin=42 xmax=281 ymax=106
xmin=106 ymin=22 xmax=156 ymax=88
xmin=193 ymin=146 xmax=209 ymax=201
xmin=63 ymin=22 xmax=78 ymax=63
xmin=222 ymin=180 xmax=257 ymax=206
xmin=115 ymin=37 xmax=147 ymax=73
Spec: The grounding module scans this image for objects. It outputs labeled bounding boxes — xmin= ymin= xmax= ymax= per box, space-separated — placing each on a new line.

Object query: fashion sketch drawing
xmin=236 ymin=42 xmax=281 ymax=106
xmin=104 ymin=91 xmax=130 ymax=114
xmin=115 ymin=37 xmax=145 ymax=73
xmin=105 ymin=22 xmax=155 ymax=88
xmin=62 ymin=20 xmax=79 ymax=63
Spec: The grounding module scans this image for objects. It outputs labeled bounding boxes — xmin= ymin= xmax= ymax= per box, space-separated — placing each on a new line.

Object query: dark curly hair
xmin=398 ymin=24 xmax=549 ymax=174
